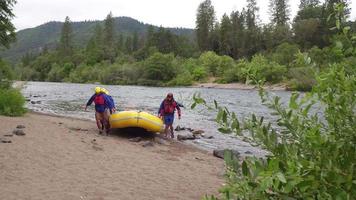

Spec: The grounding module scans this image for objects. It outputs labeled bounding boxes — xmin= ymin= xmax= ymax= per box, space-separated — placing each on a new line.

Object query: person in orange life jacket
xmin=158 ymin=93 xmax=181 ymax=138
xmin=85 ymin=87 xmax=113 ymax=134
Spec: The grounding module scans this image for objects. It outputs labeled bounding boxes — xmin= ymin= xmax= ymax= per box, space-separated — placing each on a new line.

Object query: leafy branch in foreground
xmin=194 ymin=4 xmax=355 ymax=199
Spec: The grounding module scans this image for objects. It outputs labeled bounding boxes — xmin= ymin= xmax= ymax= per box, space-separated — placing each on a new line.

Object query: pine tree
xmin=59 ymin=16 xmax=73 ymax=56
xmin=269 ymin=0 xmax=290 ymax=26
xmin=196 ymin=0 xmax=216 ymax=51
xmin=246 ymin=0 xmax=259 ymax=29
xmin=132 ymin=32 xmax=139 ymax=52
xmin=103 ymin=12 xmax=116 ymax=63
xmin=299 ymin=0 xmax=320 ymax=9
xmin=230 ymin=11 xmax=245 ymax=59
xmin=0 ymin=0 xmax=16 ymax=49
xmin=219 ymin=14 xmax=232 ymax=56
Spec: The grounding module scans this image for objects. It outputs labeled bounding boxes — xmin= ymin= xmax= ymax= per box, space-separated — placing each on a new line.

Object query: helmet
xmin=94 ymin=86 xmax=101 ymax=94
xmin=101 ymin=88 xmax=109 ymax=95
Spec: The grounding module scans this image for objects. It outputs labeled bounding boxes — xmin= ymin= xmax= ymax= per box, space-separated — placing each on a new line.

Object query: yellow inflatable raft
xmin=109 ymin=111 xmax=163 ymax=133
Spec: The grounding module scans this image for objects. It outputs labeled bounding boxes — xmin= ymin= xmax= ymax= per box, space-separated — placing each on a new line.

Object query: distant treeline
xmin=3 ymin=0 xmax=356 ymax=91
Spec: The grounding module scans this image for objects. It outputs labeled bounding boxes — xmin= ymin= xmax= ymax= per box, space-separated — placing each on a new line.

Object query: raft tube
xmin=109 ymin=111 xmax=163 ymax=133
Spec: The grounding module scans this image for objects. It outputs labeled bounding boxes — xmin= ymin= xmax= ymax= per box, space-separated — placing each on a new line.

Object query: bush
xmin=221 ymin=59 xmax=247 ymax=83
xmin=271 ymin=42 xmax=300 ymax=67
xmin=199 ymin=51 xmax=221 ymax=76
xmin=143 ymin=52 xmax=176 ymax=82
xmin=0 ymin=88 xmax=26 ymax=116
xmin=166 ymin=70 xmax=194 ymax=86
xmin=287 ymin=67 xmax=316 ymax=91
xmin=244 ymin=54 xmax=287 ymax=84
xmin=198 ymin=65 xmax=355 ymax=200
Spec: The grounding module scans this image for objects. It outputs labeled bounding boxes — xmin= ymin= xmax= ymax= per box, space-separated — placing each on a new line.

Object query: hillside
xmin=0 ymin=16 xmax=194 ymax=63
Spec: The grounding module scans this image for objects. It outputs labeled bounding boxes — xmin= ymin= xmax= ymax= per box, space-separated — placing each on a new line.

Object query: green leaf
xmin=242 ymin=161 xmax=249 ymax=176
xmin=276 ymin=172 xmax=287 ymax=183
xmin=191 ymin=102 xmax=196 ymax=109
xmin=214 ymin=100 xmax=218 ymax=109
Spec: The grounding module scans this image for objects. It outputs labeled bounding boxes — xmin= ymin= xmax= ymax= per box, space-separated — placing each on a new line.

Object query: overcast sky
xmin=13 ymin=0 xmax=356 ymax=31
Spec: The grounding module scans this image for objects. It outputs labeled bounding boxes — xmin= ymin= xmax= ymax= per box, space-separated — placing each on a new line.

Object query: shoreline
xmin=191 ymin=82 xmax=287 ymax=90
xmin=14 ymin=80 xmax=287 ymax=91
xmin=0 ymin=112 xmax=224 ymax=199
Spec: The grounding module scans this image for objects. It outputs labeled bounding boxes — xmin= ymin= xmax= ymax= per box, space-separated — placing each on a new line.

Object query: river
xmin=21 ymin=81 xmax=293 ymax=156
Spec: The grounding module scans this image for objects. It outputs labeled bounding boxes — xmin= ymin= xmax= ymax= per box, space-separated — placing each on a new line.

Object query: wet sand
xmin=0 ymin=112 xmax=224 ymax=200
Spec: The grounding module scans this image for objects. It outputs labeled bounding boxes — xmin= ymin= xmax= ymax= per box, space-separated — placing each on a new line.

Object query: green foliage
xmin=199 ymin=65 xmax=356 ymax=200
xmin=59 ymin=16 xmax=73 ymax=57
xmin=221 ymin=59 xmax=247 ymax=83
xmin=199 ymin=51 xmax=221 ymax=76
xmin=196 ymin=0 xmax=215 ymax=51
xmin=0 ymin=0 xmax=16 ymax=49
xmin=244 ymin=54 xmax=287 ymax=83
xmin=271 ymin=42 xmax=300 ymax=67
xmin=0 ymin=59 xmax=14 ymax=88
xmin=0 ymin=88 xmax=26 ymax=116
xmin=201 ymin=5 xmax=356 ymax=199
xmin=167 ymin=70 xmax=194 ymax=86
xmin=143 ymin=52 xmax=176 ymax=83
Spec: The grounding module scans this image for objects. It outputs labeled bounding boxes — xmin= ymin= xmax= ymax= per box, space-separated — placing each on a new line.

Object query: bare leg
xmin=164 ymin=125 xmax=169 ymax=137
xmin=95 ymin=112 xmax=103 ymax=134
xmin=169 ymin=125 xmax=174 ymax=138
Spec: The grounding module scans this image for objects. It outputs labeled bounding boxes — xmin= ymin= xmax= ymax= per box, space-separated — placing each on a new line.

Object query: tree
xmin=219 ymin=14 xmax=232 ymax=56
xmin=132 ymin=31 xmax=139 ymax=52
xmin=299 ymin=0 xmax=320 ymax=9
xmin=269 ymin=0 xmax=290 ymax=26
xmin=103 ymin=12 xmax=116 ymax=63
xmin=230 ymin=11 xmax=245 ymax=59
xmin=86 ymin=24 xmax=104 ymax=65
xmin=196 ymin=0 xmax=216 ymax=51
xmin=0 ymin=0 xmax=16 ymax=49
xmin=59 ymin=16 xmax=73 ymax=56
xmin=246 ymin=0 xmax=259 ymax=29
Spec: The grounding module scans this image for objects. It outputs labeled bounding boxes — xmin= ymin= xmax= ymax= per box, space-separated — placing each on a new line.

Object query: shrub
xmin=197 ymin=65 xmax=355 ymax=200
xmin=199 ymin=51 xmax=221 ymax=76
xmin=221 ymin=59 xmax=247 ymax=83
xmin=244 ymin=54 xmax=287 ymax=84
xmin=271 ymin=42 xmax=300 ymax=67
xmin=143 ymin=52 xmax=176 ymax=82
xmin=166 ymin=70 xmax=194 ymax=86
xmin=0 ymin=88 xmax=26 ymax=116
xmin=287 ymin=67 xmax=316 ymax=91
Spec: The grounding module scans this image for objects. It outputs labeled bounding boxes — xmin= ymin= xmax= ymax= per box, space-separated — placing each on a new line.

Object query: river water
xmin=21 ymin=81 xmax=293 ymax=156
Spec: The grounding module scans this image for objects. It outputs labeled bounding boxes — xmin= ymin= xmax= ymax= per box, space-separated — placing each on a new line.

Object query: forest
xmin=1 ymin=0 xmax=356 ymax=91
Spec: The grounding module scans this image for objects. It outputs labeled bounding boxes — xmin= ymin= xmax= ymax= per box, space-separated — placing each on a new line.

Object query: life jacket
xmin=94 ymin=94 xmax=105 ymax=105
xmin=164 ymin=100 xmax=177 ymax=114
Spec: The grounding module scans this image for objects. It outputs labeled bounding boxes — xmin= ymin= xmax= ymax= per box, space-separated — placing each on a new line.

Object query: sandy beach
xmin=0 ymin=112 xmax=224 ymax=200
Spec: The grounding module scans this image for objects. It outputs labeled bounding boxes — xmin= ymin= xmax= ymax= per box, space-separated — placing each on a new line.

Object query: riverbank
xmin=0 ymin=112 xmax=224 ymax=200
xmin=192 ymin=82 xmax=287 ymax=90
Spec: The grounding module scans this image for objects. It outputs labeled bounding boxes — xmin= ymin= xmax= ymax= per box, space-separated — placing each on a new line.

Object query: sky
xmin=13 ymin=0 xmax=356 ymax=31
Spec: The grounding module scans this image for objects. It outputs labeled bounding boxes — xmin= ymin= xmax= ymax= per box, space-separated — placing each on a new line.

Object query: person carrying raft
xmin=158 ymin=93 xmax=181 ymax=138
xmin=85 ymin=87 xmax=114 ymax=135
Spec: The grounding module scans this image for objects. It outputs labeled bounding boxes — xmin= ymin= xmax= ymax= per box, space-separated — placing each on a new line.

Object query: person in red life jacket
xmin=85 ymin=87 xmax=113 ymax=134
xmin=158 ymin=93 xmax=181 ymax=138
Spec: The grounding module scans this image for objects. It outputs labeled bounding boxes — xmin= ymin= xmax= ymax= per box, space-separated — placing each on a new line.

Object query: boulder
xmin=1 ymin=137 xmax=12 ymax=143
xmin=174 ymin=125 xmax=185 ymax=131
xmin=213 ymin=149 xmax=240 ymax=160
xmin=13 ymin=129 xmax=25 ymax=136
xmin=16 ymin=125 xmax=26 ymax=129
xmin=177 ymin=134 xmax=196 ymax=141
xmin=192 ymin=130 xmax=204 ymax=135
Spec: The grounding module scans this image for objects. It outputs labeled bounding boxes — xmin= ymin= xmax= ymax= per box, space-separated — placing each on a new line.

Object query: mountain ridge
xmin=0 ymin=16 xmax=195 ymax=63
